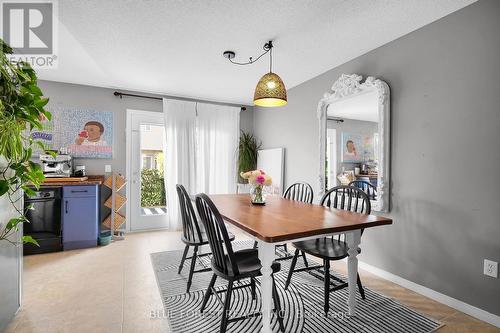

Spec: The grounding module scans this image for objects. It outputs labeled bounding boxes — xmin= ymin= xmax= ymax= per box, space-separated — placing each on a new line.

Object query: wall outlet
xmin=105 ymin=165 xmax=112 ymax=173
xmin=483 ymin=259 xmax=498 ymax=278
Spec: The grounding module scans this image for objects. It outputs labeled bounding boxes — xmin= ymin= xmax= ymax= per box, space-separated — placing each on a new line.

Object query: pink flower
xmin=256 ymin=175 xmax=265 ymax=184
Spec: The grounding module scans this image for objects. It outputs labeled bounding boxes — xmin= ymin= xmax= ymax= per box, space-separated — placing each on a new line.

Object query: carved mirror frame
xmin=317 ymin=74 xmax=391 ymax=212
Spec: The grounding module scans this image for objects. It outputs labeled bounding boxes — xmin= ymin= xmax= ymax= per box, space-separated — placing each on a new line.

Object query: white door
xmin=127 ymin=110 xmax=169 ymax=231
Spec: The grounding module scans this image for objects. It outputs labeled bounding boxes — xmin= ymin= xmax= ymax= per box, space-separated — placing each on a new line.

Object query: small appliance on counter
xmin=74 ymin=165 xmax=86 ymax=177
xmin=40 ymin=153 xmax=73 ymax=178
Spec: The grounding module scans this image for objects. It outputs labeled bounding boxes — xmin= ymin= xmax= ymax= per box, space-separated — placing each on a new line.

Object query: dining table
xmin=209 ymin=194 xmax=393 ymax=333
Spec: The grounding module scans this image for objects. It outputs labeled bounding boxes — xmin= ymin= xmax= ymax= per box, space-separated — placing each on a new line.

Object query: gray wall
xmin=253 ymin=0 xmax=500 ymax=316
xmin=38 ymin=81 xmax=254 ymax=175
xmin=0 ymin=167 xmax=22 ymax=331
xmin=0 ymin=231 xmax=21 ymax=332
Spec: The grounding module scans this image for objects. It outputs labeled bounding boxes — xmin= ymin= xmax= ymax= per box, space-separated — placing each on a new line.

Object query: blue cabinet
xmin=62 ymin=185 xmax=99 ymax=250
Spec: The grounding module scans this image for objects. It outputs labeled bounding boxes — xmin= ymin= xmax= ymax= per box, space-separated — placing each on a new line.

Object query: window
xmin=140 ymin=124 xmax=152 ymax=132
xmin=142 ymin=155 xmax=153 ymax=170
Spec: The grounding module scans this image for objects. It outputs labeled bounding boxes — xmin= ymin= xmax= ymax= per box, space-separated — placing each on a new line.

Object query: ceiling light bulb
xmin=266 ymin=81 xmax=276 ymax=89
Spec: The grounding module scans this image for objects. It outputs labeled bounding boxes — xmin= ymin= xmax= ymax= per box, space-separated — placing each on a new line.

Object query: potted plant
xmin=0 ymin=38 xmax=51 ymax=246
xmin=237 ymin=131 xmax=261 ymax=184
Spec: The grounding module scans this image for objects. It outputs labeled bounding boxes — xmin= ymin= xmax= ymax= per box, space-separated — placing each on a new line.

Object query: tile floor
xmin=4 ymin=230 xmax=499 ymax=333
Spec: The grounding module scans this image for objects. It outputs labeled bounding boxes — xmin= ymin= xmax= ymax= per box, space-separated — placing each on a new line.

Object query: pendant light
xmin=223 ymin=41 xmax=287 ymax=108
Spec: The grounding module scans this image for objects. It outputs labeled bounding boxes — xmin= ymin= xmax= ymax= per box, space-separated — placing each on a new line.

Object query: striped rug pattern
xmin=151 ymin=241 xmax=441 ymax=333
xmin=142 ymin=207 xmax=168 ymax=216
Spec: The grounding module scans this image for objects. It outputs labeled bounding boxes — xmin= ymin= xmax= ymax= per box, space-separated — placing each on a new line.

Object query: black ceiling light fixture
xmin=223 ymin=41 xmax=287 ymax=107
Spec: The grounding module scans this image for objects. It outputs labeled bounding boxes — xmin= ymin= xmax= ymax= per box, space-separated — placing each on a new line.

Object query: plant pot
xmin=99 ymin=231 xmax=112 ymax=246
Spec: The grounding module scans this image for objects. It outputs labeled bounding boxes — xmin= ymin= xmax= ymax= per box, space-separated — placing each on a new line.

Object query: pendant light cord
xmin=226 ymin=41 xmax=274 ymax=68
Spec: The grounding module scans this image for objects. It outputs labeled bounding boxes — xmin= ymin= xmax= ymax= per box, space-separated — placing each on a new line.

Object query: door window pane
xmin=140 ymin=124 xmax=166 ymax=213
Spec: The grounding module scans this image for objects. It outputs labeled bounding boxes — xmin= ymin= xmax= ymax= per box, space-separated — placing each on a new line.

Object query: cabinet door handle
xmin=71 ymin=190 xmax=88 ymax=193
xmin=65 ymin=200 xmax=69 ymax=214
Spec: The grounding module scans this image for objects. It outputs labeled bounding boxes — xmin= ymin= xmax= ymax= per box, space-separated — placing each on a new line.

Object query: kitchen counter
xmin=41 ymin=175 xmax=105 ymax=186
xmin=355 ymin=173 xmax=378 ymax=179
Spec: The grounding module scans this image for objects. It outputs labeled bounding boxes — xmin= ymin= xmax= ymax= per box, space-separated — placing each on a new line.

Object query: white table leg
xmin=346 ymin=229 xmax=361 ymax=316
xmin=258 ymin=240 xmax=274 ymax=333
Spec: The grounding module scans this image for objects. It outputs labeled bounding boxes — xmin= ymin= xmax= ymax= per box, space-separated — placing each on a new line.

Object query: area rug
xmin=151 ymin=241 xmax=441 ymax=333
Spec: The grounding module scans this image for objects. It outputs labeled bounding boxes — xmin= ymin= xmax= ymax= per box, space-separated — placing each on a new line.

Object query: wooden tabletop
xmin=209 ymin=194 xmax=392 ymax=243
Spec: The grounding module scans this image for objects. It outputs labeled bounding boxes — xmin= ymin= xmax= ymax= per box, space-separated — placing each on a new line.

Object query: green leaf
xmin=22 ymin=186 xmax=36 ymax=197
xmin=35 ymin=140 xmax=46 ymax=151
xmin=6 ymin=218 xmax=23 ymax=230
xmin=43 ymin=110 xmax=52 ymax=121
xmin=22 ymin=235 xmax=39 ymax=246
xmin=0 ymin=179 xmax=8 ymax=196
xmin=35 ymin=97 xmax=49 ymax=108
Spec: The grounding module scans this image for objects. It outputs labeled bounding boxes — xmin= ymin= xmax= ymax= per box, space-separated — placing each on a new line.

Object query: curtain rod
xmin=113 ymin=91 xmax=247 ymax=111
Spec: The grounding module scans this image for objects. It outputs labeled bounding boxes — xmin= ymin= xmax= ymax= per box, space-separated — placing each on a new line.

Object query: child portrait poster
xmin=341 ymin=132 xmax=376 ymax=163
xmin=342 ymin=132 xmax=363 ymax=162
xmin=31 ymin=108 xmax=113 ymax=158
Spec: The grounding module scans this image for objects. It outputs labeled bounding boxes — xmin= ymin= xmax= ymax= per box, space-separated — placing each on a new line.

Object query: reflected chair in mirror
xmin=348 ymin=180 xmax=377 ymax=200
xmin=253 ymin=182 xmax=314 ymax=264
xmin=284 ymin=185 xmax=371 ymax=315
xmin=176 ymin=184 xmax=235 ymax=292
xmin=195 ymin=193 xmax=285 ymax=333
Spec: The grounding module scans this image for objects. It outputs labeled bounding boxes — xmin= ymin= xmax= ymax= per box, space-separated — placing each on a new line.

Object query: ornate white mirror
xmin=317 ymin=74 xmax=390 ymax=212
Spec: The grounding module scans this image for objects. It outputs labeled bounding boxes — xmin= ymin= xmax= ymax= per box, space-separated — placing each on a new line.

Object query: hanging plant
xmin=237 ymin=131 xmax=261 ymax=184
xmin=0 ymin=38 xmax=52 ymax=246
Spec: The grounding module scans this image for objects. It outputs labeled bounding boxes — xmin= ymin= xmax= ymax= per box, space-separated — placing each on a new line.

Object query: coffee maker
xmin=40 ymin=154 xmax=73 ymax=178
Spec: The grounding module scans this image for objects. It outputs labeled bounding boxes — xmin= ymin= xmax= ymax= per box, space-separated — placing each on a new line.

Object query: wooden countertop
xmin=355 ymin=173 xmax=378 ymax=179
xmin=41 ymin=175 xmax=105 ymax=186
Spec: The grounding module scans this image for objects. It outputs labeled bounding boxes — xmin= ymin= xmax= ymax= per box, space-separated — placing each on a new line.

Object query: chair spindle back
xmin=348 ymin=180 xmax=377 ymax=200
xmin=283 ymin=182 xmax=314 ymax=204
xmin=176 ymin=184 xmax=204 ymax=244
xmin=195 ymin=193 xmax=239 ymax=275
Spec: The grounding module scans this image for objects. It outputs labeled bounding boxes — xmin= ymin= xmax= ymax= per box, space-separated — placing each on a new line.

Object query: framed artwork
xmin=341 ymin=132 xmax=377 ymax=163
xmin=31 ymin=108 xmax=113 ymax=158
xmin=341 ymin=133 xmax=363 ymax=162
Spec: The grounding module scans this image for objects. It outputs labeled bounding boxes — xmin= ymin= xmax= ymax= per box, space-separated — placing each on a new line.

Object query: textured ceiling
xmin=38 ymin=0 xmax=476 ymax=105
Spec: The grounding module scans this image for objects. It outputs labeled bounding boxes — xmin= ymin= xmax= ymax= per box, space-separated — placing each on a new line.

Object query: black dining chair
xmin=176 ymin=184 xmax=235 ymax=292
xmin=348 ymin=180 xmax=377 ymax=200
xmin=253 ymin=182 xmax=314 ymax=263
xmin=284 ymin=185 xmax=371 ymax=315
xmin=195 ymin=193 xmax=285 ymax=333
xmin=281 ymin=182 xmax=314 ymax=265
xmin=283 ymin=182 xmax=314 ymax=203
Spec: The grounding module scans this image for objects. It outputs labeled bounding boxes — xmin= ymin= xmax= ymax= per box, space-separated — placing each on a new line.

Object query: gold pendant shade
xmin=253 ymin=72 xmax=287 ymax=107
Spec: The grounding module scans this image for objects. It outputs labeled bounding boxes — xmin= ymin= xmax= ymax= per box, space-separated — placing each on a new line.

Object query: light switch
xmin=105 ymin=165 xmax=112 ymax=173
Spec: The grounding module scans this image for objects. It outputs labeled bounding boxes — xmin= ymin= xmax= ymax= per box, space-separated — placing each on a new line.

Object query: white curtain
xmin=196 ymin=103 xmax=240 ymax=194
xmin=163 ymin=98 xmax=240 ymax=230
xmin=163 ymin=99 xmax=197 ymax=230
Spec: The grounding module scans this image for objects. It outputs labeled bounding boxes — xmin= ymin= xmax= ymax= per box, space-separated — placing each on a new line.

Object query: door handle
xmin=71 ymin=190 xmax=88 ymax=193
xmin=65 ymin=200 xmax=68 ymax=214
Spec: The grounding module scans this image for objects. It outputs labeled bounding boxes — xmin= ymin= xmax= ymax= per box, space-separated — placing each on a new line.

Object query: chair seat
xmin=213 ymin=248 xmax=281 ymax=278
xmin=293 ymin=238 xmax=361 ymax=260
xmin=182 ymin=231 xmax=235 ymax=246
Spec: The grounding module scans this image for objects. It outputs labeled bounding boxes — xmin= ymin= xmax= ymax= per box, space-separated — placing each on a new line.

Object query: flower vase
xmin=251 ymin=185 xmax=266 ymax=205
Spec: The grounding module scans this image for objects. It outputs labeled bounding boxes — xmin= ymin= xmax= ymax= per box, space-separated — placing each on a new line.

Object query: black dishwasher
xmin=24 ymin=187 xmax=63 ymax=255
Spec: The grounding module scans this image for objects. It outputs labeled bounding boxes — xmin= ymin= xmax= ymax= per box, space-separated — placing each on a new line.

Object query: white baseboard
xmin=358 ymin=261 xmax=500 ymax=328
